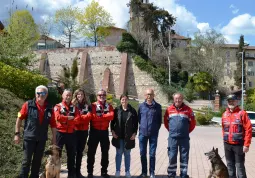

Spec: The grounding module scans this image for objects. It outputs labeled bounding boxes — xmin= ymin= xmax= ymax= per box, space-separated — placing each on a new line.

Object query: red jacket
xmin=75 ymin=103 xmax=91 ymax=131
xmin=90 ymin=102 xmax=114 ymax=130
xmin=54 ymin=101 xmax=80 ymax=133
xmin=164 ymin=104 xmax=196 ymax=137
xmin=222 ymin=107 xmax=252 ymax=147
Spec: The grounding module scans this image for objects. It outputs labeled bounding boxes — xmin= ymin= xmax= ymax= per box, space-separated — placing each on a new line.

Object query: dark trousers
xmin=224 ymin=142 xmax=247 ymax=178
xmin=19 ymin=140 xmax=46 ymax=178
xmin=167 ymin=137 xmax=190 ymax=178
xmin=56 ymin=131 xmax=76 ymax=176
xmin=138 ymin=134 xmax=158 ymax=175
xmin=75 ymin=130 xmax=88 ymax=175
xmin=87 ymin=129 xmax=110 ymax=174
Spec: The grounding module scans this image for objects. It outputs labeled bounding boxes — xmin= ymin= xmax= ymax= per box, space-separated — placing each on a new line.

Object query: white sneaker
xmin=115 ymin=171 xmax=120 ymax=178
xmin=126 ymin=171 xmax=131 ymax=178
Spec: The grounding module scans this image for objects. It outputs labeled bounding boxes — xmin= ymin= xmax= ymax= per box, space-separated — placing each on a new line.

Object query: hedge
xmin=0 ymin=62 xmax=49 ymax=100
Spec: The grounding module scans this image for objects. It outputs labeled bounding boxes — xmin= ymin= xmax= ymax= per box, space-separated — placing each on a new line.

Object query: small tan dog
xmin=40 ymin=145 xmax=61 ymax=178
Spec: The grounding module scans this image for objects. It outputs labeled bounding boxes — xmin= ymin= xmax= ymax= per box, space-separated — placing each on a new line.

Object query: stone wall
xmin=34 ymin=46 xmax=169 ymax=105
xmin=127 ymin=56 xmax=169 ymax=105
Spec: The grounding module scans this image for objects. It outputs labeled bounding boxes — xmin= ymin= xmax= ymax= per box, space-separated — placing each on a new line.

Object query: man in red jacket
xmin=54 ymin=89 xmax=80 ymax=178
xmin=222 ymin=94 xmax=252 ymax=178
xmin=164 ymin=93 xmax=196 ymax=178
xmin=87 ymin=89 xmax=114 ymax=178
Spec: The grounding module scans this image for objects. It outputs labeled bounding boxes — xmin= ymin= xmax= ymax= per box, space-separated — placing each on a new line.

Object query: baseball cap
xmin=226 ymin=94 xmax=238 ymax=101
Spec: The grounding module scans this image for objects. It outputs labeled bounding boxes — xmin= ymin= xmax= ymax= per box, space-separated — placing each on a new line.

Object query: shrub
xmin=196 ymin=112 xmax=208 ymax=125
xmin=106 ymin=94 xmax=113 ymax=105
xmin=0 ymin=62 xmax=48 ymax=100
xmin=244 ymin=102 xmax=255 ymax=111
xmin=47 ymin=87 xmax=62 ymax=106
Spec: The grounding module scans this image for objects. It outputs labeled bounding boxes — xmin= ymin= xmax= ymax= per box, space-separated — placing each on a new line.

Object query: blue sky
xmin=0 ymin=0 xmax=255 ymax=46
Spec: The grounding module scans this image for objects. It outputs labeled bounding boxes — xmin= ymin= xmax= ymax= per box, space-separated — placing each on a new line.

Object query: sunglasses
xmin=98 ymin=94 xmax=106 ymax=97
xmin=36 ymin=92 xmax=47 ymax=96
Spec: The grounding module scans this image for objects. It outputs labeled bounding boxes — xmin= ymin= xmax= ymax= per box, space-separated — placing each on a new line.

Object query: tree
xmin=58 ymin=57 xmax=79 ymax=91
xmin=192 ymin=72 xmax=213 ymax=93
xmin=71 ymin=57 xmax=78 ymax=80
xmin=54 ymin=6 xmax=79 ymax=48
xmin=234 ymin=35 xmax=245 ymax=89
xmin=177 ymin=29 xmax=226 ymax=85
xmin=0 ymin=10 xmax=40 ymax=69
xmin=129 ymin=0 xmax=176 ymax=84
xmin=77 ymin=0 xmax=115 ymax=46
xmin=184 ymin=79 xmax=196 ymax=103
xmin=38 ymin=17 xmax=54 ymax=49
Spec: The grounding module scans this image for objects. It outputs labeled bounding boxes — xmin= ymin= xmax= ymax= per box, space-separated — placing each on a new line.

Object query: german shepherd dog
xmin=205 ymin=147 xmax=229 ymax=178
xmin=40 ymin=145 xmax=61 ymax=178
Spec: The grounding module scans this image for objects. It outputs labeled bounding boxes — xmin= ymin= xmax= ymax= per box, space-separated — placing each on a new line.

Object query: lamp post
xmin=239 ymin=51 xmax=244 ymax=109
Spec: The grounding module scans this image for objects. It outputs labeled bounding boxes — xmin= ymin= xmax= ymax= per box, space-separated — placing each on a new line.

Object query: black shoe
xmin=101 ymin=173 xmax=111 ymax=178
xmin=88 ymin=173 xmax=94 ymax=178
xmin=137 ymin=173 xmax=147 ymax=178
xmin=76 ymin=172 xmax=86 ymax=178
xmin=67 ymin=175 xmax=76 ymax=178
xmin=180 ymin=176 xmax=189 ymax=178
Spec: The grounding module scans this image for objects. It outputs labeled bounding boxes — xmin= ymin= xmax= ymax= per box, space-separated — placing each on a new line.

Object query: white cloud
xmin=229 ymin=4 xmax=239 ymax=14
xmin=197 ymin=23 xmax=210 ymax=33
xmin=96 ymin=0 xmax=130 ymax=28
xmin=220 ymin=13 xmax=255 ymax=44
xmin=221 ymin=14 xmax=255 ymax=35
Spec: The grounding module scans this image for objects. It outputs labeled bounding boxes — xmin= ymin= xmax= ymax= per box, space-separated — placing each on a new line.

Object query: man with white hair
xmin=14 ymin=85 xmax=57 ymax=178
xmin=164 ymin=92 xmax=196 ymax=178
xmin=222 ymin=94 xmax=252 ymax=178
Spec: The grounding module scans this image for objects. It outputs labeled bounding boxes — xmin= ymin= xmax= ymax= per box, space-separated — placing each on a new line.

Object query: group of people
xmin=14 ymin=85 xmax=252 ymax=178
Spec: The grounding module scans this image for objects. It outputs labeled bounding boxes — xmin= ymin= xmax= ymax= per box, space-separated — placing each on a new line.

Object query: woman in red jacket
xmin=72 ymin=89 xmax=91 ymax=178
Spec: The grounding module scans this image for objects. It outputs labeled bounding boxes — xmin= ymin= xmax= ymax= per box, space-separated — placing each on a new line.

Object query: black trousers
xmin=19 ymin=140 xmax=46 ymax=178
xmin=75 ymin=130 xmax=88 ymax=174
xmin=87 ymin=129 xmax=110 ymax=174
xmin=224 ymin=142 xmax=247 ymax=178
xmin=56 ymin=131 xmax=76 ymax=176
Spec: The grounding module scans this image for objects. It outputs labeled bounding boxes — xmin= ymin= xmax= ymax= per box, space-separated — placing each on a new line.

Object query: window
xmin=245 ymin=53 xmax=249 ymax=57
xmin=247 ymin=71 xmax=255 ymax=76
xmin=226 ymin=51 xmax=230 ymax=58
xmin=249 ymin=82 xmax=253 ymax=87
xmin=248 ymin=61 xmax=253 ymax=66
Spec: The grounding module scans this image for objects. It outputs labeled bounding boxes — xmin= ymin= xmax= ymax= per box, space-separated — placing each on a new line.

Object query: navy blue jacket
xmin=23 ymin=99 xmax=52 ymax=141
xmin=138 ymin=100 xmax=162 ymax=136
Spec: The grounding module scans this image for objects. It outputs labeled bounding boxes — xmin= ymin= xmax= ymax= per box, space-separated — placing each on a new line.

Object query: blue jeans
xmin=116 ymin=139 xmax=131 ymax=172
xmin=139 ymin=134 xmax=158 ymax=175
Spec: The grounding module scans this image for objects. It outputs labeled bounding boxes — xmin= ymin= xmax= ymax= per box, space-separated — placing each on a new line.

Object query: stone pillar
xmin=39 ymin=53 xmax=47 ymax=74
xmin=102 ymin=68 xmax=110 ymax=92
xmin=214 ymin=90 xmax=220 ymax=112
xmin=117 ymin=53 xmax=128 ymax=98
xmin=79 ymin=52 xmax=88 ymax=84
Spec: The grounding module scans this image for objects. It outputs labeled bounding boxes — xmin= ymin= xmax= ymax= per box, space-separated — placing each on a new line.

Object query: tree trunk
xmin=68 ymin=33 xmax=71 ymax=48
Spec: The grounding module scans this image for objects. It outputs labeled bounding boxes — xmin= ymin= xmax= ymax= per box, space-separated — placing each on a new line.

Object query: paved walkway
xmin=60 ymin=126 xmax=255 ymax=178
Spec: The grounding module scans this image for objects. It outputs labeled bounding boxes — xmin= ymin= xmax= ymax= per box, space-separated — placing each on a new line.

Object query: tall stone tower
xmin=129 ymin=0 xmax=149 ymax=33
xmin=128 ymin=0 xmax=151 ymax=56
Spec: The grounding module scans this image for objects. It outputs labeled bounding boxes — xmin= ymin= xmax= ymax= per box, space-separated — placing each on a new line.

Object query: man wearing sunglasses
xmin=14 ymin=85 xmax=57 ymax=178
xmin=87 ymin=89 xmax=114 ymax=178
xmin=54 ymin=89 xmax=80 ymax=178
